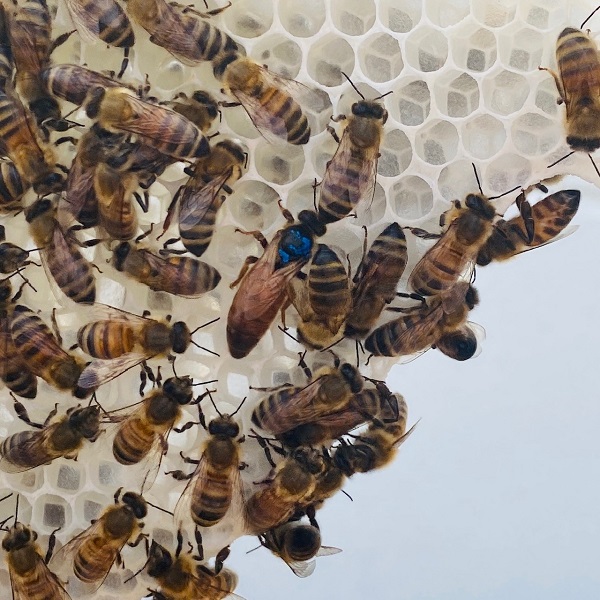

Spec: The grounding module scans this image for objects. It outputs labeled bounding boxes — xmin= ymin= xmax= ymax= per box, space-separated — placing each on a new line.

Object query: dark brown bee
xmin=2 ymin=520 xmax=72 ymax=600
xmin=408 ymin=194 xmax=496 ymax=296
xmin=214 ymin=53 xmax=316 ymax=145
xmin=0 ymin=225 xmax=39 ymax=275
xmin=50 ymin=488 xmax=146 ymax=593
xmin=76 ymin=305 xmax=215 ymax=390
xmin=251 ymin=361 xmax=364 ymax=437
xmin=476 ymin=189 xmax=581 ymax=266
xmin=345 ymin=222 xmax=408 ymax=339
xmin=227 ymin=210 xmax=326 ymax=359
xmin=25 ymin=198 xmax=96 ymax=304
xmin=365 ymin=281 xmax=480 ymax=361
xmin=10 ymin=304 xmax=87 ymax=395
xmin=0 ymin=161 xmax=28 ymax=212
xmin=83 ymin=87 xmax=210 ymax=161
xmin=0 ymin=402 xmax=100 ymax=472
xmin=0 ymin=4 xmax=13 ymax=87
xmin=287 ymin=244 xmax=351 ymax=350
xmin=245 ymin=447 xmax=324 ymax=534
xmin=112 ymin=242 xmax=221 ymax=297
xmin=164 ymin=90 xmax=220 ymax=133
xmin=260 ymin=521 xmax=341 ymax=578
xmin=162 ymin=139 xmax=245 ymax=258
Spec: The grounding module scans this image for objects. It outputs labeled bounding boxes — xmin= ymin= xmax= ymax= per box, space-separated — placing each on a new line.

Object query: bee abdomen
xmin=48 ymin=247 xmax=96 ymax=304
xmin=194 ymin=19 xmax=237 ymax=62
xmin=113 ymin=420 xmax=154 ymax=465
xmin=557 ymin=28 xmax=598 ymax=77
xmin=263 ymin=88 xmax=310 ymax=145
xmin=309 ymin=246 xmax=349 ymax=315
xmin=0 ymin=162 xmax=27 ymax=209
xmin=91 ymin=2 xmax=134 ymax=47
xmin=318 ymin=160 xmax=363 ymax=223
xmin=78 ymin=321 xmax=135 ymax=358
xmin=192 ymin=475 xmax=232 ymax=526
xmin=1 ymin=366 xmax=37 ymax=399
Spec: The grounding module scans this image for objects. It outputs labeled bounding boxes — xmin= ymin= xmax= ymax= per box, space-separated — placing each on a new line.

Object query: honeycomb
xmin=0 ymin=0 xmax=598 ymax=599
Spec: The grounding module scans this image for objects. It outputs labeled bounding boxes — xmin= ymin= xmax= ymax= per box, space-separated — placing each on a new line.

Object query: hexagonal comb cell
xmin=452 ymin=23 xmax=498 ymax=72
xmin=438 ymin=160 xmax=481 ymax=202
xmin=425 ymin=0 xmax=470 ymax=27
xmin=434 ymin=71 xmax=480 ymax=118
xmin=278 ymin=0 xmax=326 ymax=37
xmin=500 ymin=26 xmax=544 ymax=71
xmin=484 ymin=153 xmax=533 ymax=196
xmin=415 ymin=120 xmax=459 ymax=165
xmin=535 ymin=78 xmax=560 ymax=116
xmin=359 ymin=33 xmax=403 ymax=83
xmin=253 ymin=34 xmax=303 ymax=79
xmin=37 ymin=494 xmax=70 ymax=530
xmin=462 ymin=115 xmax=507 ymax=160
xmin=56 ymin=465 xmax=82 ymax=491
xmin=379 ymin=0 xmax=422 ymax=33
xmin=390 ymin=80 xmax=431 ymax=126
xmin=331 ymin=0 xmax=376 ymax=35
xmin=525 ymin=3 xmax=565 ymax=29
xmin=254 ymin=142 xmax=305 ymax=185
xmin=472 ymin=0 xmax=517 ymax=27
xmin=483 ymin=69 xmax=529 ymax=116
xmin=378 ymin=129 xmax=413 ymax=178
xmin=307 ymin=34 xmax=355 ymax=86
xmin=390 ymin=176 xmax=434 ymax=220
xmin=228 ymin=180 xmax=281 ymax=230
xmin=405 ymin=26 xmax=449 ymax=72
xmin=223 ymin=0 xmax=273 ymax=37
xmin=511 ymin=113 xmax=561 ymax=156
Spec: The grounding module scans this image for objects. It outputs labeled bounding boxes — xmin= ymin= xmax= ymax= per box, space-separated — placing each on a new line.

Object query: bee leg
xmin=396 ymin=291 xmax=426 ymax=304
xmin=515 ymin=191 xmax=535 ymax=244
xmin=50 ymin=308 xmax=63 ymax=345
xmin=173 ymin=420 xmax=198 ymax=433
xmin=116 ymin=549 xmax=123 ymax=568
xmin=326 ymin=124 xmax=341 ymax=144
xmin=114 ymin=487 xmax=124 ymax=504
xmin=175 ymin=529 xmax=184 ymax=557
xmin=158 ymin=188 xmax=181 ymax=240
xmin=117 ymin=47 xmax=130 ymax=79
xmin=134 ymin=191 xmax=150 ymax=213
xmin=537 ymin=66 xmax=565 ymax=103
xmin=276 ymin=198 xmax=295 ymax=224
xmin=235 ymin=227 xmax=268 ymax=248
xmin=44 ymin=527 xmax=61 ymax=563
xmin=194 ymin=526 xmax=204 ymax=561
xmin=297 ymin=350 xmax=312 ymax=379
xmin=306 ymin=505 xmax=319 ymax=529
xmin=128 ymin=532 xmax=146 ymax=548
xmin=219 ymin=100 xmax=242 ymax=108
xmin=403 ymin=226 xmax=441 ymax=240
xmin=214 ymin=545 xmax=231 ymax=574
xmin=179 ymin=450 xmax=201 ymax=466
xmin=13 ymin=398 xmax=44 ymax=429
xmin=230 ymin=254 xmax=259 ymax=289
xmin=165 ymin=469 xmax=193 ymax=480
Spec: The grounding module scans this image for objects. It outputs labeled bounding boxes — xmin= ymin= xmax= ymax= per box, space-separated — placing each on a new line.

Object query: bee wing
xmin=9 ymin=554 xmax=73 ymax=600
xmin=284 ymin=558 xmax=317 ymax=578
xmin=62 ymin=0 xmax=132 ymax=46
xmin=317 ymin=545 xmax=342 ymax=557
xmin=173 ymin=451 xmax=208 ymax=526
xmin=0 ymin=313 xmax=37 ymax=397
xmin=9 ymin=0 xmax=51 ymax=73
xmin=81 ymin=303 xmax=156 ymax=326
xmin=179 ymin=171 xmax=229 ymax=231
xmin=0 ymin=428 xmax=59 ymax=473
xmin=77 ymin=352 xmax=151 ymax=390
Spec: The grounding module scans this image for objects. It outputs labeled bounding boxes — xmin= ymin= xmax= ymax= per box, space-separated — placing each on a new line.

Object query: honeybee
xmin=287 ymin=244 xmax=351 ymax=350
xmin=124 ymin=0 xmax=238 ymax=66
xmin=317 ymin=86 xmax=388 ymax=223
xmin=0 ymin=401 xmax=101 ymax=472
xmin=214 ymin=53 xmax=318 ymax=145
xmin=84 ymin=87 xmax=210 ymax=161
xmin=0 ymin=4 xmax=13 ymax=87
xmin=25 ymin=198 xmax=96 ymax=304
xmin=227 ymin=209 xmax=326 ymax=359
xmin=245 ymin=447 xmax=324 ymax=534
xmin=145 ymin=538 xmax=241 ymax=600
xmin=76 ymin=305 xmax=216 ymax=390
xmin=9 ymin=304 xmax=88 ymax=395
xmin=260 ymin=520 xmax=341 ymax=578
xmin=365 ymin=281 xmax=480 ymax=361
xmin=345 ymin=222 xmax=408 ymax=339
xmin=113 ymin=241 xmax=222 ymax=297
xmin=166 ymin=90 xmax=220 ymax=132
xmin=476 ymin=189 xmax=581 ymax=266
xmin=2 ymin=520 xmax=72 ymax=600
xmin=540 ymin=18 xmax=600 ymax=153
xmin=162 ymin=139 xmax=245 ymax=257
xmin=408 ymin=194 xmax=496 ymax=296
xmin=50 ymin=488 xmax=146 ymax=592
xmin=0 ymin=226 xmax=39 ymax=275
xmin=251 ymin=359 xmax=364 ymax=437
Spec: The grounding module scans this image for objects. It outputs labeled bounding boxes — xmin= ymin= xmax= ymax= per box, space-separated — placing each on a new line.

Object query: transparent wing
xmin=9 ymin=554 xmax=73 ymax=600
xmin=285 ymin=558 xmax=316 ymax=578
xmin=0 ymin=428 xmax=58 ymax=473
xmin=77 ymin=352 xmax=151 ymax=389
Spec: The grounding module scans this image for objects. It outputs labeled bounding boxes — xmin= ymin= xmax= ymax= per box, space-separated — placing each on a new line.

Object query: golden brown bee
xmin=84 ymin=86 xmax=210 ymax=161
xmin=0 ymin=402 xmax=101 ymax=472
xmin=76 ymin=305 xmax=214 ymax=390
xmin=227 ymin=210 xmax=326 ymax=359
xmin=317 ymin=92 xmax=388 ymax=223
xmin=0 ymin=161 xmax=28 ymax=212
xmin=171 ymin=395 xmax=245 ymax=528
xmin=162 ymin=139 xmax=245 ymax=258
xmin=214 ymin=53 xmax=317 ymax=145
xmin=476 ymin=189 xmax=581 ymax=266
xmin=408 ymin=194 xmax=496 ymax=297
xmin=9 ymin=304 xmax=88 ymax=395
xmin=245 ymin=447 xmax=324 ymax=534
xmin=365 ymin=281 xmax=480 ymax=361
xmin=112 ymin=242 xmax=221 ymax=297
xmin=251 ymin=360 xmax=364 ymax=437
xmin=25 ymin=199 xmax=96 ymax=304
xmin=2 ymin=521 xmax=72 ymax=600
xmin=124 ymin=0 xmax=238 ymax=65
xmin=166 ymin=90 xmax=220 ymax=132
xmin=50 ymin=488 xmax=146 ymax=593
xmin=260 ymin=521 xmax=341 ymax=578
xmin=541 ymin=22 xmax=600 ymax=152
xmin=0 ymin=4 xmax=13 ymax=87
xmin=287 ymin=244 xmax=351 ymax=350
xmin=145 ymin=538 xmax=241 ymax=600
xmin=345 ymin=222 xmax=408 ymax=339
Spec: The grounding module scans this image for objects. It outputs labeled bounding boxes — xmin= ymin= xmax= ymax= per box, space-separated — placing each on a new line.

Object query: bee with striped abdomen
xmin=166 ymin=90 xmax=220 ymax=132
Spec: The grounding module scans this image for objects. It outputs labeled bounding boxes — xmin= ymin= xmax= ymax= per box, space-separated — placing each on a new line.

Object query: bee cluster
xmin=0 ymin=0 xmax=596 ymax=599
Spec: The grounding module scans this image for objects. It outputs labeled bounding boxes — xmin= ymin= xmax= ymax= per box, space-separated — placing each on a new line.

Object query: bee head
xmin=333 ymin=441 xmax=374 ymax=476
xmin=435 ymin=328 xmax=478 ymax=361
xmin=112 ymin=242 xmax=132 ymax=271
xmin=0 ymin=279 xmax=11 ymax=304
xmin=284 ymin=523 xmax=321 ymax=561
xmin=163 ymin=376 xmax=194 ymax=405
xmin=340 ymin=363 xmax=364 ymax=393
xmin=2 ymin=523 xmax=35 ymax=552
xmin=147 ymin=541 xmax=173 ymax=577
xmin=171 ymin=322 xmax=191 ymax=354
xmin=292 ymin=447 xmax=324 ymax=475
xmin=298 ymin=210 xmax=327 ymax=238
xmin=208 ymin=415 xmax=240 ymax=438
xmin=351 ymin=100 xmax=388 ymax=123
xmin=68 ymin=406 xmax=101 ymax=439
xmin=121 ymin=492 xmax=148 ymax=519
xmin=464 ymin=194 xmax=496 ymax=220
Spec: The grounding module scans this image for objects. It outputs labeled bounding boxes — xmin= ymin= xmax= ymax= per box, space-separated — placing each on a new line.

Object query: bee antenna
xmin=124 ymin=555 xmax=151 ymax=583
xmin=341 ymin=489 xmax=353 ymax=502
xmin=319 ymin=337 xmax=344 ymax=353
xmin=145 ymin=500 xmax=174 ymax=516
xmin=341 ymin=72 xmax=365 ymax=100
xmin=190 ymin=317 xmax=220 ymax=334
xmin=278 ymin=325 xmax=301 ymax=344
xmin=191 ymin=379 xmax=218 ymax=387
xmin=206 ymin=390 xmax=223 ymax=417
xmin=471 ymin=163 xmax=484 ymax=195
xmin=230 ymin=396 xmax=247 ymax=418
xmin=373 ymin=90 xmax=393 ymax=101
xmin=547 ymin=150 xmax=575 ymax=169
xmin=89 ymin=392 xmax=109 ymax=416
xmin=487 ymin=185 xmax=521 ymax=201
xmin=13 ymin=494 xmax=19 ymax=527
xmin=246 ymin=543 xmax=262 ymax=554
xmin=190 ymin=341 xmax=220 ymax=357
xmin=581 ymin=6 xmax=600 ymax=29
xmin=589 ymin=154 xmax=600 ymax=179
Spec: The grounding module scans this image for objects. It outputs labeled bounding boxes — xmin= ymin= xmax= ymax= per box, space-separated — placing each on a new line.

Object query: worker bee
xmin=287 ymin=244 xmax=352 ymax=350
xmin=407 ymin=194 xmax=496 ymax=296
xmin=84 ymin=86 xmax=210 ymax=161
xmin=0 ymin=161 xmax=28 ymax=212
xmin=365 ymin=281 xmax=480 ymax=361
xmin=345 ymin=222 xmax=408 ymax=339
xmin=9 ymin=304 xmax=88 ymax=395
xmin=540 ymin=15 xmax=600 ymax=153
xmin=245 ymin=447 xmax=324 ymax=534
xmin=214 ymin=53 xmax=318 ymax=145
xmin=251 ymin=359 xmax=364 ymax=437
xmin=476 ymin=189 xmax=581 ymax=266
xmin=0 ymin=226 xmax=39 ymax=275
xmin=2 ymin=519 xmax=72 ymax=600
xmin=0 ymin=4 xmax=13 ymax=87
xmin=171 ymin=395 xmax=245 ymax=528
xmin=166 ymin=90 xmax=220 ymax=132
xmin=113 ymin=241 xmax=222 ymax=297
xmin=124 ymin=0 xmax=238 ymax=66
xmin=25 ymin=198 xmax=97 ymax=304
xmin=50 ymin=488 xmax=146 ymax=593
xmin=227 ymin=209 xmax=326 ymax=359
xmin=0 ymin=401 xmax=101 ymax=472
xmin=260 ymin=520 xmax=341 ymax=578
xmin=145 ymin=537 xmax=241 ymax=600
xmin=317 ymin=84 xmax=388 ymax=223
xmin=76 ymin=305 xmax=216 ymax=390
xmin=162 ymin=139 xmax=246 ymax=257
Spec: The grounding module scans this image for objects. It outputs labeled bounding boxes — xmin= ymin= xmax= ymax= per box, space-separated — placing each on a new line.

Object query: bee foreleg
xmin=326 ymin=124 xmax=341 ymax=144
xmin=45 ymin=527 xmax=61 ymax=563
xmin=175 ymin=529 xmax=184 ymax=557
xmin=128 ymin=532 xmax=147 ymax=548
xmin=173 ymin=420 xmax=198 ymax=433
xmin=178 ymin=450 xmax=201 ymax=465
xmin=230 ymin=254 xmax=259 ymax=288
